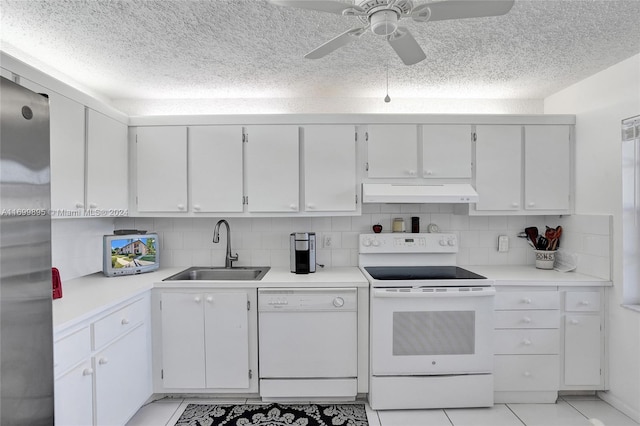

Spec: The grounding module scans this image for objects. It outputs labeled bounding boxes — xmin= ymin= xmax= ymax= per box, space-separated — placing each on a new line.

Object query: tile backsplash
xmin=52 ymin=207 xmax=611 ymax=281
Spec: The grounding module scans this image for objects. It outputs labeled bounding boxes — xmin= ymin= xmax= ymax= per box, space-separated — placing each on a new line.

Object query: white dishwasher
xmin=258 ymin=288 xmax=358 ymax=401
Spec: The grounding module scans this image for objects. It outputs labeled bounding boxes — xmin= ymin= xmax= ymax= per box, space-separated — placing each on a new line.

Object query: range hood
xmin=362 ymin=183 xmax=479 ymax=204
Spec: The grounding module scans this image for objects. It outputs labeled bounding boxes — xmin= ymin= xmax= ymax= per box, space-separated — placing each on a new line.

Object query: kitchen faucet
xmin=212 ymin=219 xmax=238 ymax=268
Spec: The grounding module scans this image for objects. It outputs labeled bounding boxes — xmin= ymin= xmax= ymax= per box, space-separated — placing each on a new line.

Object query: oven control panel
xmin=360 ymin=233 xmax=458 ymax=253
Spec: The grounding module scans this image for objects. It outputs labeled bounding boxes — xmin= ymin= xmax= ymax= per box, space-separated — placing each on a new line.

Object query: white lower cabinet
xmin=157 ymin=289 xmax=258 ymax=393
xmin=561 ymin=288 xmax=605 ymax=389
xmin=493 ymin=288 xmax=560 ymax=403
xmin=53 ymin=294 xmax=152 ymax=426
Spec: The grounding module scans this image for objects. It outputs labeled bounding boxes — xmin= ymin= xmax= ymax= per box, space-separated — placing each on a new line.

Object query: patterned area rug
xmin=174 ymin=403 xmax=368 ymax=426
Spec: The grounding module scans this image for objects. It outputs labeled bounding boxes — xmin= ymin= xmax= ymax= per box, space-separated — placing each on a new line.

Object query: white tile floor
xmin=126 ymin=395 xmax=640 ymax=426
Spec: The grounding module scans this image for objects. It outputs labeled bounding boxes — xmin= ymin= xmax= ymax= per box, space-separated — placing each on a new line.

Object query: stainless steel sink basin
xmin=163 ymin=266 xmax=270 ymax=281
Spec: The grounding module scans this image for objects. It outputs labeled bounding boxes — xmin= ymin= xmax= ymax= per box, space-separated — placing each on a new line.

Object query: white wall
xmin=545 ymin=53 xmax=640 ymax=421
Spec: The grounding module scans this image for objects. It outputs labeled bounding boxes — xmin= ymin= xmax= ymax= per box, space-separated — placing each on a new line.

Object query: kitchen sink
xmin=163 ymin=266 xmax=270 ymax=281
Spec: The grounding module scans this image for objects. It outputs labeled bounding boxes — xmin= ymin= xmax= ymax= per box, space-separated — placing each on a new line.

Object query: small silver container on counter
xmin=290 ymin=232 xmax=316 ymax=274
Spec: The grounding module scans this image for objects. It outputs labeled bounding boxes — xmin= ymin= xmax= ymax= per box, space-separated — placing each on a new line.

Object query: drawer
xmin=495 ymin=291 xmax=559 ymax=310
xmin=494 ymin=310 xmax=559 ymax=329
xmin=494 ymin=329 xmax=559 ymax=355
xmin=564 ymin=291 xmax=600 ymax=312
xmin=494 ymin=354 xmax=559 ymax=391
xmin=93 ymin=297 xmax=147 ymax=349
xmin=54 ymin=326 xmax=91 ymax=377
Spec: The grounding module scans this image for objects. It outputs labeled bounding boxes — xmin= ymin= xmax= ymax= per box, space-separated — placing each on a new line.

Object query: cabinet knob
xmin=408 ymin=170 xmax=417 ymax=176
xmin=424 ymin=170 xmax=433 ymax=176
xmin=522 ymin=298 xmax=532 ymax=304
xmin=89 ymin=203 xmax=97 ymax=209
xmin=523 ymin=371 xmax=532 ymax=377
xmin=307 ymin=203 xmax=315 ymax=210
xmin=206 ymin=296 xmax=214 ymax=303
xmin=121 ymin=318 xmax=130 ymax=325
xmin=570 ymin=319 xmax=580 ymax=325
xmin=579 ymin=300 xmax=590 ymax=306
xmin=193 ymin=204 xmax=201 ymax=211
xmin=98 ymin=358 xmax=109 ymax=365
xmin=522 ymin=316 xmax=532 ymax=324
xmin=75 ymin=202 xmax=84 ymax=208
xmin=82 ymin=368 xmax=94 ymax=376
xmin=522 ymin=339 xmax=532 ymax=346
xmin=528 ymin=202 xmax=535 ymax=207
xmin=177 ymin=204 xmax=185 ymax=210
xmin=511 ymin=202 xmax=519 ymax=208
xmin=194 ymin=296 xmax=202 ymax=303
xmin=289 ymin=204 xmax=297 ymax=210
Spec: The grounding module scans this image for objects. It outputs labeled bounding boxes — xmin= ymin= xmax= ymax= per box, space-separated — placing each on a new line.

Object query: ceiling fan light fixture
xmin=370 ymin=10 xmax=399 ymax=36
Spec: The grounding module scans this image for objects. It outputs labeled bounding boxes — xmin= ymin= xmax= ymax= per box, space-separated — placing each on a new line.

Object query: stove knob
xmin=372 ymin=239 xmax=380 ymax=247
xmin=362 ymin=239 xmax=371 ymax=247
xmin=439 ymin=239 xmax=447 ymax=246
xmin=333 ymin=297 xmax=345 ymax=308
xmin=448 ymin=238 xmax=456 ymax=246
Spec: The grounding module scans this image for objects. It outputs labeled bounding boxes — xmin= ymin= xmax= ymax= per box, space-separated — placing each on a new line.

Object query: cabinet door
xmin=564 ymin=314 xmax=601 ymax=386
xmin=303 ymin=125 xmax=356 ymax=212
xmin=204 ymin=292 xmax=250 ymax=389
xmin=475 ymin=125 xmax=522 ymax=211
xmin=54 ymin=361 xmax=94 ymax=426
xmin=86 ymin=109 xmax=128 ymax=212
xmin=189 ymin=126 xmax=244 ymax=213
xmin=21 ymin=78 xmax=86 ymax=212
xmin=524 ymin=125 xmax=571 ymax=211
xmin=422 ymin=125 xmax=472 ymax=178
xmin=367 ymin=124 xmax=418 ymax=178
xmin=95 ymin=325 xmax=151 ymax=426
xmin=246 ymin=125 xmax=299 ymax=212
xmin=160 ymin=293 xmax=206 ymax=388
xmin=136 ymin=126 xmax=188 ymax=212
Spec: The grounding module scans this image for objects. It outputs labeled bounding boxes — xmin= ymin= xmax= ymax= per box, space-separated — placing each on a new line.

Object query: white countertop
xmin=53 ymin=264 xmax=610 ymax=332
xmin=466 ymin=265 xmax=612 ymax=287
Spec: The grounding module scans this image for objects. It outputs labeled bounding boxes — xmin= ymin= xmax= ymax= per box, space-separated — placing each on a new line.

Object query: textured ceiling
xmin=1 ymin=0 xmax=639 ymax=104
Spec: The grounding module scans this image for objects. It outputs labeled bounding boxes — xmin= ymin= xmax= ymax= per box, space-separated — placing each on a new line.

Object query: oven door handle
xmin=373 ymin=288 xmax=496 ymax=298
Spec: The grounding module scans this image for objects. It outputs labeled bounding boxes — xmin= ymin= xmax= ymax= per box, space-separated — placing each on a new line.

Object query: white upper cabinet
xmin=366 ymin=124 xmax=418 ymax=178
xmin=524 ymin=125 xmax=571 ymax=211
xmin=189 ymin=126 xmax=243 ymax=213
xmin=86 ymin=109 xmax=128 ymax=212
xmin=136 ymin=126 xmax=188 ymax=213
xmin=303 ymin=125 xmax=357 ymax=212
xmin=246 ymin=125 xmax=299 ymax=213
xmin=20 ymin=78 xmax=86 ymax=212
xmin=475 ymin=125 xmax=523 ymax=211
xmin=474 ymin=124 xmax=572 ymax=214
xmin=422 ymin=125 xmax=472 ymax=178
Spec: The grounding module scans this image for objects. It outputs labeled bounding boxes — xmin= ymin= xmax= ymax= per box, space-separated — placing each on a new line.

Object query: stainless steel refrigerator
xmin=622 ymin=115 xmax=640 ymax=305
xmin=0 ymin=76 xmax=54 ymax=425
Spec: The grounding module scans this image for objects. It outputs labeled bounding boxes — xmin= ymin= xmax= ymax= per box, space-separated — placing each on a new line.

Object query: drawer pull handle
xmin=82 ymin=368 xmax=94 ymax=376
xmin=99 ymin=358 xmax=109 ymax=365
xmin=522 ymin=317 xmax=532 ymax=324
xmin=121 ymin=318 xmax=130 ymax=325
xmin=570 ymin=319 xmax=579 ymax=325
xmin=522 ymin=298 xmax=532 ymax=304
xmin=523 ymin=371 xmax=532 ymax=377
xmin=579 ymin=300 xmax=590 ymax=306
xmin=522 ymin=339 xmax=532 ymax=346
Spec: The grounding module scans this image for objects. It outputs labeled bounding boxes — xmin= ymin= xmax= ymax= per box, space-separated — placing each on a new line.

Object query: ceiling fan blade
xmin=268 ymin=0 xmax=364 ymax=15
xmin=387 ymin=27 xmax=427 ymax=66
xmin=304 ymin=27 xmax=367 ymax=59
xmin=412 ymin=0 xmax=514 ymax=22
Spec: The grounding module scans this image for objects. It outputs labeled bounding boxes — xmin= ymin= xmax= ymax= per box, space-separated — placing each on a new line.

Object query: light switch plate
xmin=498 ymin=235 xmax=509 ymax=252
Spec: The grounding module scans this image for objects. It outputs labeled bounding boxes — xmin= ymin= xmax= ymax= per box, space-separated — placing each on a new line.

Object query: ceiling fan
xmin=269 ymin=0 xmax=515 ymax=65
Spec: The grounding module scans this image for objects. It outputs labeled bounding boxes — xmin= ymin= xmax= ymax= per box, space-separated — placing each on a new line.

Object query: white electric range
xmin=359 ymin=233 xmax=495 ymax=410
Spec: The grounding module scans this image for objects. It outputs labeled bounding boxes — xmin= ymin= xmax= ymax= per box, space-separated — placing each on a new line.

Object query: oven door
xmin=371 ymin=286 xmax=495 ymax=376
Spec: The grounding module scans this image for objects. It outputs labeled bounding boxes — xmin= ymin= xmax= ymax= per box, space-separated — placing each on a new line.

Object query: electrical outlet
xmin=498 ymin=235 xmax=509 ymax=252
xmin=324 ymin=235 xmax=332 ymax=248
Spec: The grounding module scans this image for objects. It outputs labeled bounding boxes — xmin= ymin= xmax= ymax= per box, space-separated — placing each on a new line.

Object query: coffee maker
xmin=290 ymin=232 xmax=316 ymax=274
